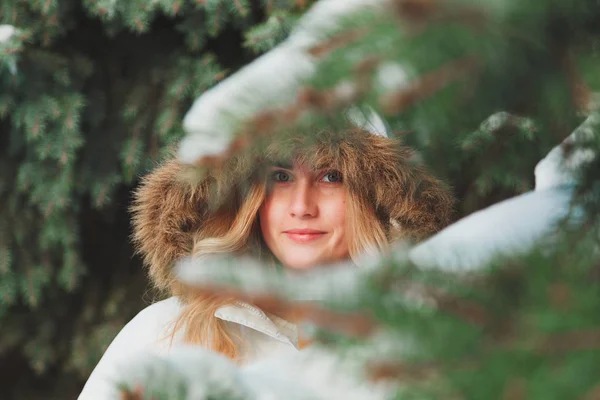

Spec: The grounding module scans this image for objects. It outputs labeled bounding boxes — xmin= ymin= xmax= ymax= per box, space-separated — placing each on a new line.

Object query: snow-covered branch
xmin=175 ymin=255 xmax=379 ymax=337
xmin=178 ymin=0 xmax=388 ymax=165
xmin=118 ymin=345 xmax=395 ymax=400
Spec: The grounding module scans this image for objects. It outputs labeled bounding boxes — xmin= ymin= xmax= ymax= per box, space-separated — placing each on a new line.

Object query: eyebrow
xmin=272 ymin=162 xmax=293 ymax=170
xmin=270 ymin=163 xmax=337 ymax=174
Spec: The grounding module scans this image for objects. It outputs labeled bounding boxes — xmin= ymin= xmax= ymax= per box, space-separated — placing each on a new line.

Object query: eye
xmin=271 ymin=170 xmax=292 ymax=183
xmin=321 ymin=170 xmax=343 ymax=183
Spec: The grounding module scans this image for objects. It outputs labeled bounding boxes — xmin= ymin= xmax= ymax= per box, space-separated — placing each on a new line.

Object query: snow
xmin=179 ymin=0 xmax=387 ymax=164
xmin=409 ymin=188 xmax=578 ymax=271
xmin=118 ymin=345 xmax=393 ymax=400
xmin=375 ymin=62 xmax=410 ymax=93
xmin=535 ymin=113 xmax=599 ymax=191
xmin=346 ymin=105 xmax=390 ymax=137
xmin=0 ymin=25 xmax=15 ymax=43
xmin=288 ymin=0 xmax=385 ymax=47
xmin=0 ymin=25 xmax=19 ymax=75
xmin=118 ymin=346 xmax=251 ymax=400
xmin=479 ymin=112 xmax=534 ymax=135
xmin=245 ymin=346 xmax=393 ymax=400
xmin=175 ymin=255 xmax=365 ymax=304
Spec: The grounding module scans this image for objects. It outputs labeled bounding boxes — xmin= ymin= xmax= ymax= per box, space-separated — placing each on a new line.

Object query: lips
xmin=283 ymin=229 xmax=326 ymax=243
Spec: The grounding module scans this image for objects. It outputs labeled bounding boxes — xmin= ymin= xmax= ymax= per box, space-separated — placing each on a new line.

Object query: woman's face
xmin=258 ymin=161 xmax=349 ymax=270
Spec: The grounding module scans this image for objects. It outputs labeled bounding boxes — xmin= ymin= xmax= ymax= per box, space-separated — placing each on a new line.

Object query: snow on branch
xmin=176 ymin=255 xmax=363 ymax=302
xmin=118 ymin=345 xmax=395 ymax=400
xmin=178 ymin=0 xmax=387 ymax=165
xmin=0 ymin=24 xmax=20 ymax=75
xmin=243 ymin=347 xmax=395 ymax=400
xmin=409 ymin=113 xmax=599 ymax=271
xmin=534 ymin=112 xmax=600 ymax=191
xmin=117 ymin=347 xmax=251 ymax=400
xmin=175 ymin=255 xmax=378 ymax=337
xmin=408 ymin=188 xmax=577 ymax=271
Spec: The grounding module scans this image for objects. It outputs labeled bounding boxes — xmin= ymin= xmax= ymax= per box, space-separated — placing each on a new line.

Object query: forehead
xmin=271 ymin=159 xmax=331 ymax=171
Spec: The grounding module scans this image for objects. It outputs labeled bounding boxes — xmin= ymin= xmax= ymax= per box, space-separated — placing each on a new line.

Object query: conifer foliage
xmin=0 ymin=1 xmax=308 ymax=397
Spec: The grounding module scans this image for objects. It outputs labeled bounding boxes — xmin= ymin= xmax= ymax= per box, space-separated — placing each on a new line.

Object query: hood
xmin=131 ymin=129 xmax=454 ymax=293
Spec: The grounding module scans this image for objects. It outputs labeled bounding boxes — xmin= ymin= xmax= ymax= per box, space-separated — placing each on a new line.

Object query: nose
xmin=289 ymin=180 xmax=318 ymax=218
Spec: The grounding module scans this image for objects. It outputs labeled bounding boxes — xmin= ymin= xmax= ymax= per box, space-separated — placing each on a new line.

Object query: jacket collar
xmin=214 ymin=302 xmax=299 ymax=348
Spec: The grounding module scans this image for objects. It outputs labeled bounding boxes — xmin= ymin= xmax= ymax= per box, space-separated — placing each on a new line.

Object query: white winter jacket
xmin=78 ymin=296 xmax=299 ymax=399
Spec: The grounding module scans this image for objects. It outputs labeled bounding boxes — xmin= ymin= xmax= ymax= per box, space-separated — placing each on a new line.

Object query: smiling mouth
xmin=283 ymin=230 xmax=326 ymax=243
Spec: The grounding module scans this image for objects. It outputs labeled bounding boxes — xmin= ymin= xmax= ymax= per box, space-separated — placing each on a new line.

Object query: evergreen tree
xmin=0 ymin=1 xmax=310 ymax=398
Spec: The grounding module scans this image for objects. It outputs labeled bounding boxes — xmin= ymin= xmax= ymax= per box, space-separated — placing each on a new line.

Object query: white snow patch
xmin=175 ymin=255 xmax=366 ymax=303
xmin=409 ymin=188 xmax=577 ymax=271
xmin=0 ymin=25 xmax=15 ymax=43
xmin=118 ymin=346 xmax=251 ymax=400
xmin=376 ymin=62 xmax=410 ymax=92
xmin=288 ymin=0 xmax=386 ymax=47
xmin=346 ymin=105 xmax=389 ymax=137
xmin=120 ymin=345 xmax=394 ymax=400
xmin=244 ymin=346 xmax=394 ymax=400
xmin=177 ymin=129 xmax=233 ymax=164
xmin=535 ymin=113 xmax=599 ymax=191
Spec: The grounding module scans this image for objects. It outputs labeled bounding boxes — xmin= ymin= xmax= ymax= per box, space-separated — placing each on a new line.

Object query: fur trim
xmin=131 ymin=130 xmax=454 ymax=293
xmin=130 ymin=161 xmax=212 ymax=292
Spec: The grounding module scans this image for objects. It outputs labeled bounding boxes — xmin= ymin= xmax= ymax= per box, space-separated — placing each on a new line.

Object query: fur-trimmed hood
xmin=131 ymin=129 xmax=454 ymax=294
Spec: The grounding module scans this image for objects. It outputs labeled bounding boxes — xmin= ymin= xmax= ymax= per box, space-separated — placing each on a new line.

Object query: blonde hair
xmin=170 ymin=176 xmax=389 ymax=361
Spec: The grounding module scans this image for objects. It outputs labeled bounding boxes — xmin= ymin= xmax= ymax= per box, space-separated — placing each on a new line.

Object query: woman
xmin=78 ymin=121 xmax=453 ymax=399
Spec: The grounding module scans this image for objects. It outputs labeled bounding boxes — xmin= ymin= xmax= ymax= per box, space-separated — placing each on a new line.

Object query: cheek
xmin=323 ymin=193 xmax=347 ymax=233
xmin=258 ymin=193 xmax=282 ymax=237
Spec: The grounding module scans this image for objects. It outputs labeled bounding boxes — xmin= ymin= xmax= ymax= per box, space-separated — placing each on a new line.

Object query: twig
xmin=558 ymin=48 xmax=592 ymax=113
xmin=537 ymin=328 xmax=600 ymax=353
xmin=368 ymin=360 xmax=438 ymax=382
xmin=502 ymin=379 xmax=527 ymax=400
xmin=120 ymin=385 xmax=144 ymax=400
xmin=580 ymin=384 xmax=600 ymax=400
xmin=399 ymin=282 xmax=490 ymax=327
xmin=308 ymin=27 xmax=369 ymax=57
xmin=393 ymin=0 xmax=488 ymax=30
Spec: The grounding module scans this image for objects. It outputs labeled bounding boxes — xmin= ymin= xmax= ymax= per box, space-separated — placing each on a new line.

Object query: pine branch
xmin=501 ymin=379 xmax=527 ymax=400
xmin=368 ymin=360 xmax=438 ymax=383
xmin=184 ymin=283 xmax=378 ymax=338
xmin=188 ymin=53 xmax=379 ymax=168
xmin=535 ymin=328 xmax=600 ymax=354
xmin=119 ymin=386 xmax=144 ymax=400
xmin=558 ymin=47 xmax=593 ymax=113
xmin=308 ymin=27 xmax=369 ymax=57
xmin=232 ymin=0 xmax=249 ymax=17
xmin=380 ymin=55 xmax=479 ymax=114
xmin=392 ymin=0 xmax=487 ymax=30
xmin=580 ymin=384 xmax=600 ymax=400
